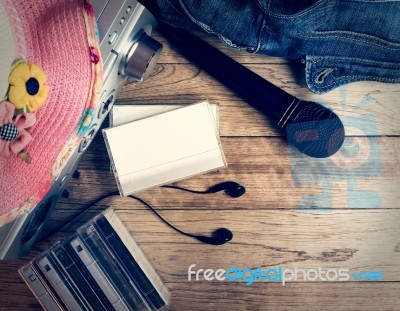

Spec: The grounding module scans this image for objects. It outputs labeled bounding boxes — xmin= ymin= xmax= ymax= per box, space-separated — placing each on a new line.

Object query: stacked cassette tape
xmin=19 ymin=208 xmax=170 ymax=311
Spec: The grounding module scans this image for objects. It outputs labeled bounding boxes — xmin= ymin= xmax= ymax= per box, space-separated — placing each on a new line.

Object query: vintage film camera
xmin=0 ymin=0 xmax=162 ymax=259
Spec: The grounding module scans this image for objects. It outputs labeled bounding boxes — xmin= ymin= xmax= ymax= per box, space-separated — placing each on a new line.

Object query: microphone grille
xmin=286 ymin=101 xmax=345 ymax=158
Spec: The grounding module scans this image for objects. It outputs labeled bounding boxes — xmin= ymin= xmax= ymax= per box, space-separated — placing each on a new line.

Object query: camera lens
xmin=121 ymin=32 xmax=162 ymax=81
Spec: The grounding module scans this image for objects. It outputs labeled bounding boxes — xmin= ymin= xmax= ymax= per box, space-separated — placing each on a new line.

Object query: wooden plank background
xmin=0 ymin=31 xmax=399 ymax=310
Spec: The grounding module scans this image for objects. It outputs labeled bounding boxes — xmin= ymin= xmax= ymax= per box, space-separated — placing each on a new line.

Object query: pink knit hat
xmin=0 ymin=0 xmax=102 ymax=225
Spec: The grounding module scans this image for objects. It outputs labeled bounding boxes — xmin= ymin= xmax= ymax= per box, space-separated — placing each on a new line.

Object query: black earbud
xmin=131 ymin=192 xmax=235 ymax=245
xmin=157 ymin=181 xmax=242 ymax=245
xmin=162 ymin=181 xmax=246 ymax=198
xmin=206 ymin=181 xmax=246 ymax=198
xmin=50 ymin=182 xmax=242 ymax=246
xmin=194 ymin=228 xmax=233 ymax=245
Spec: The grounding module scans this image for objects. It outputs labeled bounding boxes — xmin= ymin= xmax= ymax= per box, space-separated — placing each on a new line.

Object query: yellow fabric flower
xmin=8 ymin=62 xmax=49 ymax=112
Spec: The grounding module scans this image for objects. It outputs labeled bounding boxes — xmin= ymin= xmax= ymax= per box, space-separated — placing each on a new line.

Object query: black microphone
xmin=158 ymin=23 xmax=345 ymax=158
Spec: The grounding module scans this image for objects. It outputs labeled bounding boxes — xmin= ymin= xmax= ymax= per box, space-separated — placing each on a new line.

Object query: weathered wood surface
xmin=0 ymin=30 xmax=399 ymax=311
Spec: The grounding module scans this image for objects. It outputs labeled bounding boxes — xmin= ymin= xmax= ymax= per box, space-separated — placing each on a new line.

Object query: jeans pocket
xmin=175 ymin=0 xmax=264 ymax=51
xmin=146 ymin=0 xmax=199 ymax=31
xmin=258 ymin=0 xmax=335 ymax=36
xmin=259 ymin=0 xmax=322 ymax=16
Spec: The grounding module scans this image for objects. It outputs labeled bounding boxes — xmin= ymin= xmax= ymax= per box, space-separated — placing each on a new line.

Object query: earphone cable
xmin=128 ymin=195 xmax=196 ymax=239
xmin=37 ymin=190 xmax=120 ymax=243
xmin=37 ymin=189 xmax=196 ymax=243
xmin=161 ymin=185 xmax=205 ymax=194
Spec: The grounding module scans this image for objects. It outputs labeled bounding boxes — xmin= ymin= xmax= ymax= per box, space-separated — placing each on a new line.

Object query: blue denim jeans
xmin=142 ymin=0 xmax=400 ymax=94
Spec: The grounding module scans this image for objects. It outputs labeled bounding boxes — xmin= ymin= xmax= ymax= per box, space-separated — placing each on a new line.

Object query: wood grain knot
xmin=319 ymin=248 xmax=358 ymax=262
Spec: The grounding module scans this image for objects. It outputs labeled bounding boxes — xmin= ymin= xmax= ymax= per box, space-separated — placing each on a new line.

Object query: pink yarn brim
xmin=0 ymin=0 xmax=92 ymax=218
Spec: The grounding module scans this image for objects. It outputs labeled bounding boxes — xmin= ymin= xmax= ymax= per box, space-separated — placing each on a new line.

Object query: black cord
xmin=37 ymin=190 xmax=120 ymax=243
xmin=37 ymin=189 xmax=196 ymax=243
xmin=128 ymin=195 xmax=196 ymax=239
xmin=161 ymin=184 xmax=206 ymax=194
